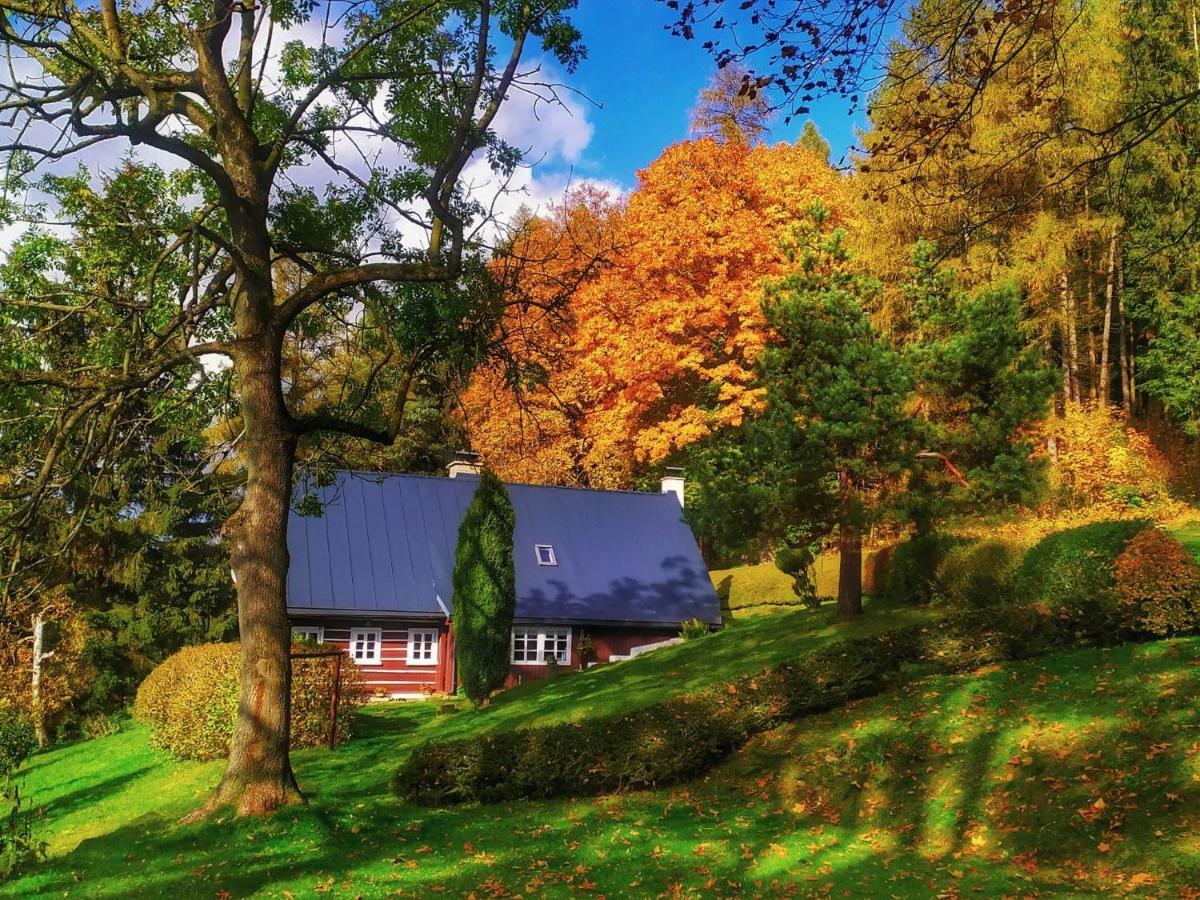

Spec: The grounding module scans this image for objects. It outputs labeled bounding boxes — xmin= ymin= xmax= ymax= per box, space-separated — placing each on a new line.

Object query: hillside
xmin=6 ymin=626 xmax=1199 ymax=896
xmin=710 ymin=548 xmax=893 ymax=618
xmin=8 ymin=599 xmax=933 ymax=869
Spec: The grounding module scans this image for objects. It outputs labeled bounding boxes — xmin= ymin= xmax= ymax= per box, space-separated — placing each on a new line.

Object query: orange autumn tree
xmin=462 ymin=188 xmax=627 ymax=486
xmin=462 ymin=137 xmax=849 ymax=486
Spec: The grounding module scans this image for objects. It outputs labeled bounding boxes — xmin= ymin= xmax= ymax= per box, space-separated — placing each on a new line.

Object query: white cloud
xmin=2 ymin=33 xmax=620 ymax=262
xmin=492 ymin=65 xmax=595 ymax=165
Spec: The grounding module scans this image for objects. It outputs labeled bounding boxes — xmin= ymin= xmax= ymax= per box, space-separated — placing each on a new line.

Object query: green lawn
xmin=6 ymin=635 xmax=1198 ymax=897
xmin=1171 ymin=519 xmax=1200 ymax=563
xmin=6 ymin=600 xmax=933 ymax=880
xmin=711 ymin=550 xmax=894 ymax=619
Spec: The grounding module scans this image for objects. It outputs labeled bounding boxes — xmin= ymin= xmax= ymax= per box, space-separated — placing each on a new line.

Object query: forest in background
xmin=0 ymin=0 xmax=1198 ymax=744
xmin=463 ymin=0 xmax=1200 ymax=544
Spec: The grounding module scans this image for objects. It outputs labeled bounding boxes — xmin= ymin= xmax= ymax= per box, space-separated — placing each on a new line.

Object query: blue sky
xmin=557 ymin=3 xmax=867 ymax=188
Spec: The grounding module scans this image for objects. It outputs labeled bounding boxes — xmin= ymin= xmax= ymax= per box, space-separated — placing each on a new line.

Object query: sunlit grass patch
xmin=5 ymin=637 xmax=1199 ymax=897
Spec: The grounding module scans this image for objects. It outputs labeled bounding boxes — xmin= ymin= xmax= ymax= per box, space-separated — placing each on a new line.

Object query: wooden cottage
xmin=286 ymin=463 xmax=721 ymax=698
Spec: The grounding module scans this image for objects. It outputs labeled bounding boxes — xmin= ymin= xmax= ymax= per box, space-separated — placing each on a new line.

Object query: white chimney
xmin=661 ymin=467 xmax=685 ymax=507
xmin=447 ymin=450 xmax=483 ymax=478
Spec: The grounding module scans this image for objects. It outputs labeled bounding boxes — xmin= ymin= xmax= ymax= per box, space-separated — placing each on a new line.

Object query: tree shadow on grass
xmin=31 ymin=767 xmax=156 ymax=825
xmin=13 ymin=640 xmax=1200 ymax=897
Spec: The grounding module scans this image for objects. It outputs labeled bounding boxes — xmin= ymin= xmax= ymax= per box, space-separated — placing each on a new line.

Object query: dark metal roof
xmin=286 ymin=471 xmax=721 ymax=627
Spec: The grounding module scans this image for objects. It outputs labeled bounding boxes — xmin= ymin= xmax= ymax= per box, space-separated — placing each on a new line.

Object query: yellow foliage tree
xmin=462 ymin=138 xmax=849 ymax=486
xmin=1037 ymin=402 xmax=1172 ymax=510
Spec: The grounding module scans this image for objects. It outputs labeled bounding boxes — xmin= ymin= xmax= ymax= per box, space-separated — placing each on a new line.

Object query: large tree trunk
xmin=836 ymin=471 xmax=863 ymax=618
xmin=193 ymin=338 xmax=302 ymax=819
xmin=1100 ymin=230 xmax=1117 ymax=405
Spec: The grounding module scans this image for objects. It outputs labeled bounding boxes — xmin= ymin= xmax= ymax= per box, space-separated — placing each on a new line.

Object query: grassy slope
xmin=7 ymin=637 xmax=1199 ymax=897
xmin=5 ymin=600 xmax=933 ymax=890
xmin=1171 ymin=519 xmax=1200 ymax=563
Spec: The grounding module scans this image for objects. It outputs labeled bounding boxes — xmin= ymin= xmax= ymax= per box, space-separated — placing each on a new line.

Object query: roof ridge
xmin=318 ymin=468 xmax=675 ymax=501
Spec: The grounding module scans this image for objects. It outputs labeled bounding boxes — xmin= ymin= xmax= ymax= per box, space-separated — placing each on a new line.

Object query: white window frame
xmin=534 ymin=544 xmax=557 ymax=567
xmin=349 ymin=627 xmax=383 ymax=666
xmin=291 ymin=625 xmax=324 ymax=643
xmin=406 ymin=628 xmax=439 ymax=666
xmin=510 ymin=626 xmax=571 ymax=665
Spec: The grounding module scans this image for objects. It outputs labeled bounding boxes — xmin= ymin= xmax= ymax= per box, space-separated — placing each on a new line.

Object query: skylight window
xmin=535 ymin=544 xmax=557 ymax=567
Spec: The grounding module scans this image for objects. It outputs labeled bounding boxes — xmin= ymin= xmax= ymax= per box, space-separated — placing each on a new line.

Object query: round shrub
xmin=134 ymin=643 xmax=239 ymax=760
xmin=938 ymin=538 xmax=1028 ymax=608
xmin=880 ymin=533 xmax=968 ymax=604
xmin=1114 ymin=528 xmax=1200 ymax=637
xmin=0 ymin=713 xmax=36 ymax=777
xmin=134 ymin=642 xmax=364 ymax=760
xmin=1011 ymin=520 xmax=1148 ymax=642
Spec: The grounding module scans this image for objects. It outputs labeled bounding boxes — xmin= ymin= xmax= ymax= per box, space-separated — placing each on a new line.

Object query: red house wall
xmin=292 ymin=620 xmax=449 ymax=698
xmin=293 ymin=619 xmax=693 ymax=695
xmin=506 ymin=624 xmax=680 ymax=687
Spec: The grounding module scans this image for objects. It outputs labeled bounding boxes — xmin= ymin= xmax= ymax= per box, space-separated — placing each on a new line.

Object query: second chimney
xmin=661 ymin=467 xmax=685 ymax=507
xmin=447 ymin=450 xmax=483 ymax=479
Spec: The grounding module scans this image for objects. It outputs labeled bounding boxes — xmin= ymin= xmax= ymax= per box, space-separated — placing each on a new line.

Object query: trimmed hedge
xmin=937 ymin=538 xmax=1028 ymax=608
xmin=1011 ymin=520 xmax=1148 ymax=641
xmin=134 ymin=642 xmax=364 ymax=760
xmin=394 ymin=631 xmax=917 ymax=806
xmin=393 ymin=607 xmax=1062 ymax=807
xmin=1114 ymin=527 xmax=1200 ymax=637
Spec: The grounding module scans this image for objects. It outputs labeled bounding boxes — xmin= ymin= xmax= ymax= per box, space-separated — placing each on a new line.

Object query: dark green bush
xmin=392 ymin=623 xmax=1031 ymax=806
xmin=0 ymin=716 xmax=35 ymax=778
xmin=880 ymin=533 xmax=969 ymax=604
xmin=1011 ymin=520 xmax=1148 ymax=642
xmin=394 ymin=601 xmax=1104 ymax=808
xmin=395 ymin=632 xmax=907 ymax=805
xmin=453 ymin=471 xmax=517 ymax=707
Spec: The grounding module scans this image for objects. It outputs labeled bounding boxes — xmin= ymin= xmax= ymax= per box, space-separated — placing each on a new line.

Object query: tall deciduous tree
xmin=463 ymin=137 xmax=848 ymax=487
xmin=452 ymin=470 xmax=516 ymax=707
xmin=689 ymin=63 xmax=774 ymax=145
xmin=0 ymin=0 xmax=582 ymax=816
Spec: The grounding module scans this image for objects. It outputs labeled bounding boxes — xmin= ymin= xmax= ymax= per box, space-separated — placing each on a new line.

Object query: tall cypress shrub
xmin=452 ymin=471 xmax=517 ymax=707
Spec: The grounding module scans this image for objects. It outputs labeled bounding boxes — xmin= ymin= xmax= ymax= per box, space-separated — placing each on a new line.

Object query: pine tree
xmin=452 ymin=472 xmax=517 ymax=707
xmin=690 ymin=206 xmax=915 ymax=615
